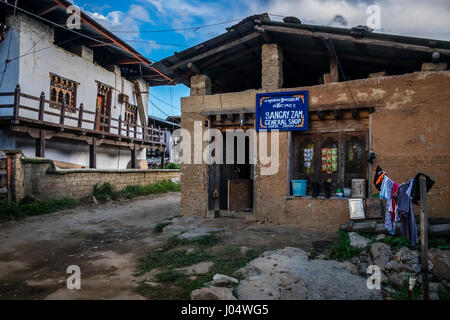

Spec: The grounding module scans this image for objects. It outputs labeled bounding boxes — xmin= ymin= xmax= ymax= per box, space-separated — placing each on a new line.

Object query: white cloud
xmin=248 ymin=0 xmax=450 ymax=40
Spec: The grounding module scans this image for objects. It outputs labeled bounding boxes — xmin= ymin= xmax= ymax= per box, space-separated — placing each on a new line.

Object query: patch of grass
xmin=136 ymin=236 xmax=262 ymax=300
xmin=383 ymin=235 xmax=413 ymax=251
xmin=429 ymin=236 xmax=450 ymax=251
xmin=329 ymin=231 xmax=361 ymax=261
xmin=0 ymin=198 xmax=78 ymax=222
xmin=155 ymin=270 xmax=186 ymax=283
xmin=153 ymin=222 xmax=172 ymax=233
xmin=164 ymin=162 xmax=180 ymax=170
xmin=392 ymin=285 xmax=422 ymax=300
xmin=439 ymin=285 xmax=450 ymax=300
xmin=93 ymin=180 xmax=180 ymax=202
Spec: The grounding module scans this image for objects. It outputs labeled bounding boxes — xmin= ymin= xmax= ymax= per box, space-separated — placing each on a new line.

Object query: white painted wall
xmin=0 ymin=13 xmax=150 ymax=169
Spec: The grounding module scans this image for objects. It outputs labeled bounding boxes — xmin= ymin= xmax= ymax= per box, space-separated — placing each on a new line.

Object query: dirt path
xmin=0 ymin=193 xmax=181 ymax=300
xmin=0 ymin=193 xmax=338 ymax=300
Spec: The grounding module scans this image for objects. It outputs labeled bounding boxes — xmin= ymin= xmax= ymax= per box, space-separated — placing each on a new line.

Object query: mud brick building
xmin=154 ymin=14 xmax=450 ymax=232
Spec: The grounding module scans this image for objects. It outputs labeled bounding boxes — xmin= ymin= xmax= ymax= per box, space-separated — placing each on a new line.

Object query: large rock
xmin=349 ymin=232 xmax=370 ymax=249
xmin=207 ymin=274 xmax=239 ymax=286
xmin=391 ymin=246 xmax=425 ymax=273
xmin=370 ymin=242 xmax=392 ymax=269
xmin=191 ymin=287 xmax=237 ymax=300
xmin=429 ymin=248 xmax=450 ymax=281
xmin=389 ymin=272 xmax=413 ymax=288
xmin=235 ymin=247 xmax=382 ymax=300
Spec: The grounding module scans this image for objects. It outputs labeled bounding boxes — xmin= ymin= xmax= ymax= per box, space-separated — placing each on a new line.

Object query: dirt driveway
xmin=0 ymin=192 xmax=337 ymax=300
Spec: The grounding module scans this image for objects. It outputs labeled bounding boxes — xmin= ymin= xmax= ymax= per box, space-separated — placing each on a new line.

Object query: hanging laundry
xmin=389 ymin=182 xmax=399 ymax=223
xmin=393 ymin=181 xmax=418 ymax=246
xmin=373 ymin=166 xmax=385 ymax=191
xmin=380 ymin=176 xmax=396 ymax=235
xmin=410 ymin=172 xmax=435 ymax=205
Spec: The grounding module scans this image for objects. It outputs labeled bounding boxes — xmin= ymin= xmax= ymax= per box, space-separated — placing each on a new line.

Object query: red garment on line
xmin=390 ymin=182 xmax=399 ymax=222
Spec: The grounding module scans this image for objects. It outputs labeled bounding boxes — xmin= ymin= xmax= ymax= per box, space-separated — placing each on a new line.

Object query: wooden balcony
xmin=0 ymin=85 xmax=168 ymax=168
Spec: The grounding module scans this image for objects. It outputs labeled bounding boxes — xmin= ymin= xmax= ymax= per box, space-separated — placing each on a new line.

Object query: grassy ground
xmin=93 ymin=180 xmax=180 ymax=201
xmin=136 ymin=234 xmax=260 ymax=300
xmin=0 ymin=180 xmax=180 ymax=222
xmin=0 ymin=198 xmax=78 ymax=222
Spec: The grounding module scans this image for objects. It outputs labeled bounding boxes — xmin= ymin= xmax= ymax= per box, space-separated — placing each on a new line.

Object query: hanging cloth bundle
xmin=373 ymin=167 xmax=434 ymax=246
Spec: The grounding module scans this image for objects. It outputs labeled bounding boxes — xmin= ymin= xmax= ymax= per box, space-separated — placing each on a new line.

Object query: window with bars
xmin=49 ymin=73 xmax=78 ymax=112
xmin=124 ymin=103 xmax=137 ymax=125
xmin=292 ymin=131 xmax=368 ymax=195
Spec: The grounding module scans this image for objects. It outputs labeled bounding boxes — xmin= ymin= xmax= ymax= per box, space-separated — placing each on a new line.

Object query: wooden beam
xmin=88 ymin=42 xmax=112 ymax=48
xmin=168 ymin=32 xmax=261 ymax=71
xmin=37 ymin=5 xmax=59 ymax=16
xmin=262 ymin=25 xmax=450 ymax=56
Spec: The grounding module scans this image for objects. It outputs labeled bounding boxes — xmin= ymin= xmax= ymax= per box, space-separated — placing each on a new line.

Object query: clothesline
xmin=373 ymin=166 xmax=435 ymax=247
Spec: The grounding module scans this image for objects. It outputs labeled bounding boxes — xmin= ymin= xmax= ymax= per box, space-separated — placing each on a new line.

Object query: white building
xmin=0 ymin=0 xmax=173 ymax=169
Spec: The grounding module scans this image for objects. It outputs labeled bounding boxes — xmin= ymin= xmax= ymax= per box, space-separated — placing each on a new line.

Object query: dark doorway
xmin=208 ymin=130 xmax=253 ymax=214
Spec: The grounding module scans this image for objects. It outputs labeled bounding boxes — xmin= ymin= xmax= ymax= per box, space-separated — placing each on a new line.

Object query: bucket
xmin=292 ymin=180 xmax=308 ymax=196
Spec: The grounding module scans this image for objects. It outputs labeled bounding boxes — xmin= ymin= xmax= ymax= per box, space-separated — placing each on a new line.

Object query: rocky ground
xmin=345 ymin=232 xmax=450 ymax=300
xmin=1 ymin=193 xmax=448 ymax=300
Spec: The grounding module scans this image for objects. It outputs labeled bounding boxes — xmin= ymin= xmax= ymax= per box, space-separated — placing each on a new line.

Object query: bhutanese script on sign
xmin=256 ymin=91 xmax=309 ymax=131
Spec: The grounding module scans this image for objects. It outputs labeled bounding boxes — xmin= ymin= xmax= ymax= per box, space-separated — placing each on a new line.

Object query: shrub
xmin=0 ymin=198 xmax=78 ymax=222
xmin=164 ymin=163 xmax=180 ymax=170
xmin=329 ymin=231 xmax=360 ymax=261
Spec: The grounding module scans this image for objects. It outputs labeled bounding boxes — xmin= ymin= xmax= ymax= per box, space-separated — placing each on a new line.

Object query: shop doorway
xmin=208 ymin=130 xmax=254 ymax=215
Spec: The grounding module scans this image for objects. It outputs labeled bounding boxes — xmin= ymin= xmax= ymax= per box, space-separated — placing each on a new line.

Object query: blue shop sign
xmin=255 ymin=91 xmax=308 ymax=131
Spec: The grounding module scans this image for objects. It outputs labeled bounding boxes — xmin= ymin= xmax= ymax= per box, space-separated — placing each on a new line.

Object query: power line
xmin=149 ymin=99 xmax=170 ymax=118
xmin=0 ymin=0 xmax=156 ymax=65
xmin=149 ymin=92 xmax=180 ymax=111
xmin=110 ymin=18 xmax=247 ymax=34
xmin=0 ymin=0 xmax=18 ymax=88
xmin=0 ymin=35 xmax=81 ymax=70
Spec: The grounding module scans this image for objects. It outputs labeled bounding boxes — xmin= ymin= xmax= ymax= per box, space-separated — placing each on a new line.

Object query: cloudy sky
xmin=73 ymin=0 xmax=450 ymax=119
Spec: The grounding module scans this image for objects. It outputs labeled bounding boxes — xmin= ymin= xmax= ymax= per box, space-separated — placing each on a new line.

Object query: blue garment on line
xmin=381 ymin=176 xmax=396 ymax=235
xmin=394 ymin=181 xmax=418 ymax=246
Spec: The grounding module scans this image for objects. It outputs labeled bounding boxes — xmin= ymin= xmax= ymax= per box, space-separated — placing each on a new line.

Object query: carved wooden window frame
xmin=49 ymin=73 xmax=78 ymax=113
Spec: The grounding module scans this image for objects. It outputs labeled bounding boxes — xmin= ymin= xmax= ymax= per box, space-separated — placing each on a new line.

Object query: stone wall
xmin=17 ymin=157 xmax=180 ymax=201
xmin=180 ymin=70 xmax=450 ymax=232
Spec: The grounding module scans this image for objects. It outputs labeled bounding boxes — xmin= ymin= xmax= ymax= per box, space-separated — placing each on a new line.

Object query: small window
xmin=125 ymin=103 xmax=137 ymax=125
xmin=49 ymin=73 xmax=78 ymax=112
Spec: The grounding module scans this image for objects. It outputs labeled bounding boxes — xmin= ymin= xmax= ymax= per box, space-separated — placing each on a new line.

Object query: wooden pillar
xmin=38 ymin=92 xmax=45 ymax=121
xmin=89 ymin=138 xmax=97 ymax=169
xmin=131 ymin=145 xmax=137 ymax=169
xmin=13 ymin=84 xmax=20 ymax=124
xmin=329 ymin=56 xmax=339 ymax=83
xmin=419 ymin=176 xmax=429 ymax=300
xmin=77 ymin=103 xmax=84 ymax=128
xmin=35 ymin=130 xmax=45 ymax=158
xmin=118 ymin=115 xmax=122 ymax=136
xmin=160 ymin=147 xmax=165 ymax=169
xmin=59 ymin=100 xmax=66 ymax=125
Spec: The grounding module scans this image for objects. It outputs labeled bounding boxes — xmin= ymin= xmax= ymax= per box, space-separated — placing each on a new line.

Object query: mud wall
xmin=180 ymin=70 xmax=450 ymax=232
